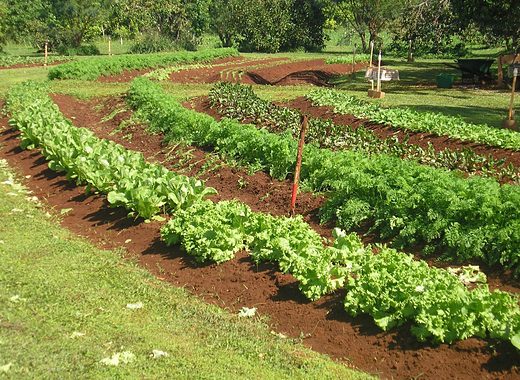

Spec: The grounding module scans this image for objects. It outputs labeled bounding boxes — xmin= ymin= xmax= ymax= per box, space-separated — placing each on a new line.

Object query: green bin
xmin=436 ymin=73 xmax=455 ymax=88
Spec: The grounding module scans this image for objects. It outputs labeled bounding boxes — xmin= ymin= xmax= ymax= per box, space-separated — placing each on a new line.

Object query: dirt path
xmin=1 ymin=97 xmax=519 ymax=380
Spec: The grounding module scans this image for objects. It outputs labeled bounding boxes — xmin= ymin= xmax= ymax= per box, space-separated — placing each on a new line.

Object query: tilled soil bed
xmin=241 ymin=60 xmax=367 ymax=86
xmin=1 ymin=96 xmax=519 ymax=380
xmin=98 ymin=56 xmax=366 ymax=87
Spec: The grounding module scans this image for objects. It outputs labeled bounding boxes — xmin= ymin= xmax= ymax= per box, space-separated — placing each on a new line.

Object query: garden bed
xmin=2 ymin=95 xmax=519 ymax=379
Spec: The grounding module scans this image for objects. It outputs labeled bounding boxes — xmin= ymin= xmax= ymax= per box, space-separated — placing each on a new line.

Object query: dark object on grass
xmin=446 ymin=58 xmax=494 ymax=84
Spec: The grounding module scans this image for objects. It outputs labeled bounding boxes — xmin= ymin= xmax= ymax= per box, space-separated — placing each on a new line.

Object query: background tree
xmin=210 ymin=0 xmax=325 ymax=53
xmin=451 ymin=0 xmax=519 ymax=53
xmin=49 ymin=0 xmax=111 ymax=48
xmin=326 ymin=0 xmax=406 ymax=52
xmin=3 ymin=0 xmax=49 ymax=48
xmin=390 ymin=0 xmax=462 ymax=59
xmin=107 ymin=0 xmax=211 ymax=51
xmin=0 ymin=0 xmax=6 ymax=52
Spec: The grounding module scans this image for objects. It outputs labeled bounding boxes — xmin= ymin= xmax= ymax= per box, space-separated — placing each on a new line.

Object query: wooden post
xmin=352 ymin=45 xmax=356 ymax=74
xmin=44 ymin=41 xmax=48 ymax=67
xmin=108 ymin=36 xmax=112 ymax=56
xmin=407 ymin=39 xmax=414 ymax=62
xmin=376 ymin=50 xmax=382 ymax=92
xmin=120 ymin=36 xmax=123 ymax=45
xmin=497 ymin=55 xmax=504 ymax=85
xmin=508 ymin=69 xmax=517 ymax=120
xmin=369 ymin=41 xmax=374 ymax=68
xmin=290 ymin=115 xmax=308 ymax=216
xmin=504 ymin=68 xmax=518 ymax=129
xmin=368 ymin=50 xmax=385 ymax=98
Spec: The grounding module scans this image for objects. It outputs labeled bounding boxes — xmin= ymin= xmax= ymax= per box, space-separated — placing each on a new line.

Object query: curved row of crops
xmin=128 ymin=77 xmax=520 ymax=276
xmin=5 ymin=81 xmax=520 ymax=349
xmin=307 ymin=88 xmax=520 ymax=151
xmin=0 ymin=55 xmax=73 ymax=68
xmin=48 ymin=48 xmax=239 ymax=81
xmin=209 ymin=82 xmax=519 ymax=183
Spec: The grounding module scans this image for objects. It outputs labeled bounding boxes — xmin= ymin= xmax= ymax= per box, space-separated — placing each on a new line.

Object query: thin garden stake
xmin=44 ymin=41 xmax=48 ymax=67
xmin=377 ymin=50 xmax=382 ymax=92
xmin=508 ymin=68 xmax=518 ymax=120
xmin=369 ymin=41 xmax=374 ymax=67
xmin=290 ymin=115 xmax=308 ymax=216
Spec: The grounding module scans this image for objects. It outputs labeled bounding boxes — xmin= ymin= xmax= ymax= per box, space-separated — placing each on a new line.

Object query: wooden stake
xmin=120 ymin=36 xmax=123 ymax=45
xmin=352 ymin=45 xmax=356 ymax=75
xmin=508 ymin=69 xmax=517 ymax=120
xmin=376 ymin=50 xmax=382 ymax=92
xmin=108 ymin=36 xmax=112 ymax=56
xmin=290 ymin=115 xmax=308 ymax=216
xmin=369 ymin=41 xmax=374 ymax=68
xmin=44 ymin=41 xmax=48 ymax=67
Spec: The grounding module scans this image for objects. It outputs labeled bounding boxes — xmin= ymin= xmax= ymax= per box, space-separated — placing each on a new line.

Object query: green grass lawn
xmin=0 ymin=158 xmax=370 ymax=379
xmin=330 ymin=57 xmax=514 ymax=128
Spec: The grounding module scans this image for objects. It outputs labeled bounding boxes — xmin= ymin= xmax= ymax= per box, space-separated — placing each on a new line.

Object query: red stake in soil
xmin=290 ymin=115 xmax=308 ymax=216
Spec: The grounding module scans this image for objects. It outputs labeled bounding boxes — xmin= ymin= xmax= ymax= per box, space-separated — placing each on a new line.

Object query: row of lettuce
xmin=308 ymin=88 xmax=520 ymax=151
xmin=208 ymin=82 xmax=519 ymax=183
xmin=47 ymin=48 xmax=239 ymax=81
xmin=6 ymin=80 xmax=520 ymax=349
xmin=129 ymin=77 xmax=520 ymax=277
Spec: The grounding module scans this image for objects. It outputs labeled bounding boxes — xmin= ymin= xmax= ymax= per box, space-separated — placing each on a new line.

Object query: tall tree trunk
xmin=358 ymin=31 xmax=368 ymax=53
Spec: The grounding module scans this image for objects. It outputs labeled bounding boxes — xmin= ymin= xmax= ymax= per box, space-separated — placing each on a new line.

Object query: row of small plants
xmin=4 ymin=80 xmax=355 ymax=300
xmin=208 ymin=82 xmax=520 ymax=183
xmin=325 ymin=54 xmax=371 ymax=65
xmin=129 ymin=77 xmax=520 ymax=277
xmin=144 ymin=63 xmax=207 ymax=81
xmin=6 ymin=80 xmax=520 ymax=349
xmin=0 ymin=55 xmax=73 ymax=68
xmin=48 ymin=48 xmax=239 ymax=80
xmin=307 ymin=88 xmax=520 ymax=151
xmin=6 ymin=82 xmax=214 ymax=219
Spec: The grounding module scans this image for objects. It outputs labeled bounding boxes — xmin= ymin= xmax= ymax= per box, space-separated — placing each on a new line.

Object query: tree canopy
xmin=451 ymin=0 xmax=519 ymax=53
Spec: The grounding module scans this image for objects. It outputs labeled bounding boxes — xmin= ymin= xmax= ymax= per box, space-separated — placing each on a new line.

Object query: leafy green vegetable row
xmin=5 ymin=80 xmax=348 ymax=301
xmin=129 ymin=77 xmax=520 ymax=275
xmin=209 ymin=82 xmax=519 ymax=183
xmin=48 ymin=48 xmax=239 ymax=80
xmin=6 ymin=81 xmax=520 ymax=349
xmin=0 ymin=55 xmax=73 ymax=68
xmin=308 ymin=88 xmax=520 ymax=151
xmin=6 ymin=82 xmax=214 ymax=219
xmin=340 ymin=233 xmax=520 ymax=348
xmin=168 ymin=199 xmax=520 ymax=348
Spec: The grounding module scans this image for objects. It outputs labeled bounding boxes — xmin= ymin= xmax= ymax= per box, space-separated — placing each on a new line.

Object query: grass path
xmin=0 ymin=159 xmax=370 ymax=379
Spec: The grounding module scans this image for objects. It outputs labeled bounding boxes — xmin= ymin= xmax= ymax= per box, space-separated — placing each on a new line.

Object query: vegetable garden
xmin=1 ymin=49 xmax=519 ymax=379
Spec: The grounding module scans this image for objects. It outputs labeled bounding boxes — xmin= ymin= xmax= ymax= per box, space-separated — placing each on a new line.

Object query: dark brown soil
xmin=284 ymin=97 xmax=520 ymax=168
xmin=0 ymin=61 xmax=65 ymax=70
xmin=242 ymin=60 xmax=367 ymax=87
xmin=168 ymin=57 xmax=290 ymax=84
xmin=98 ymin=56 xmax=366 ymax=87
xmin=1 ymin=97 xmax=519 ymax=380
xmin=98 ymin=56 xmax=286 ymax=83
